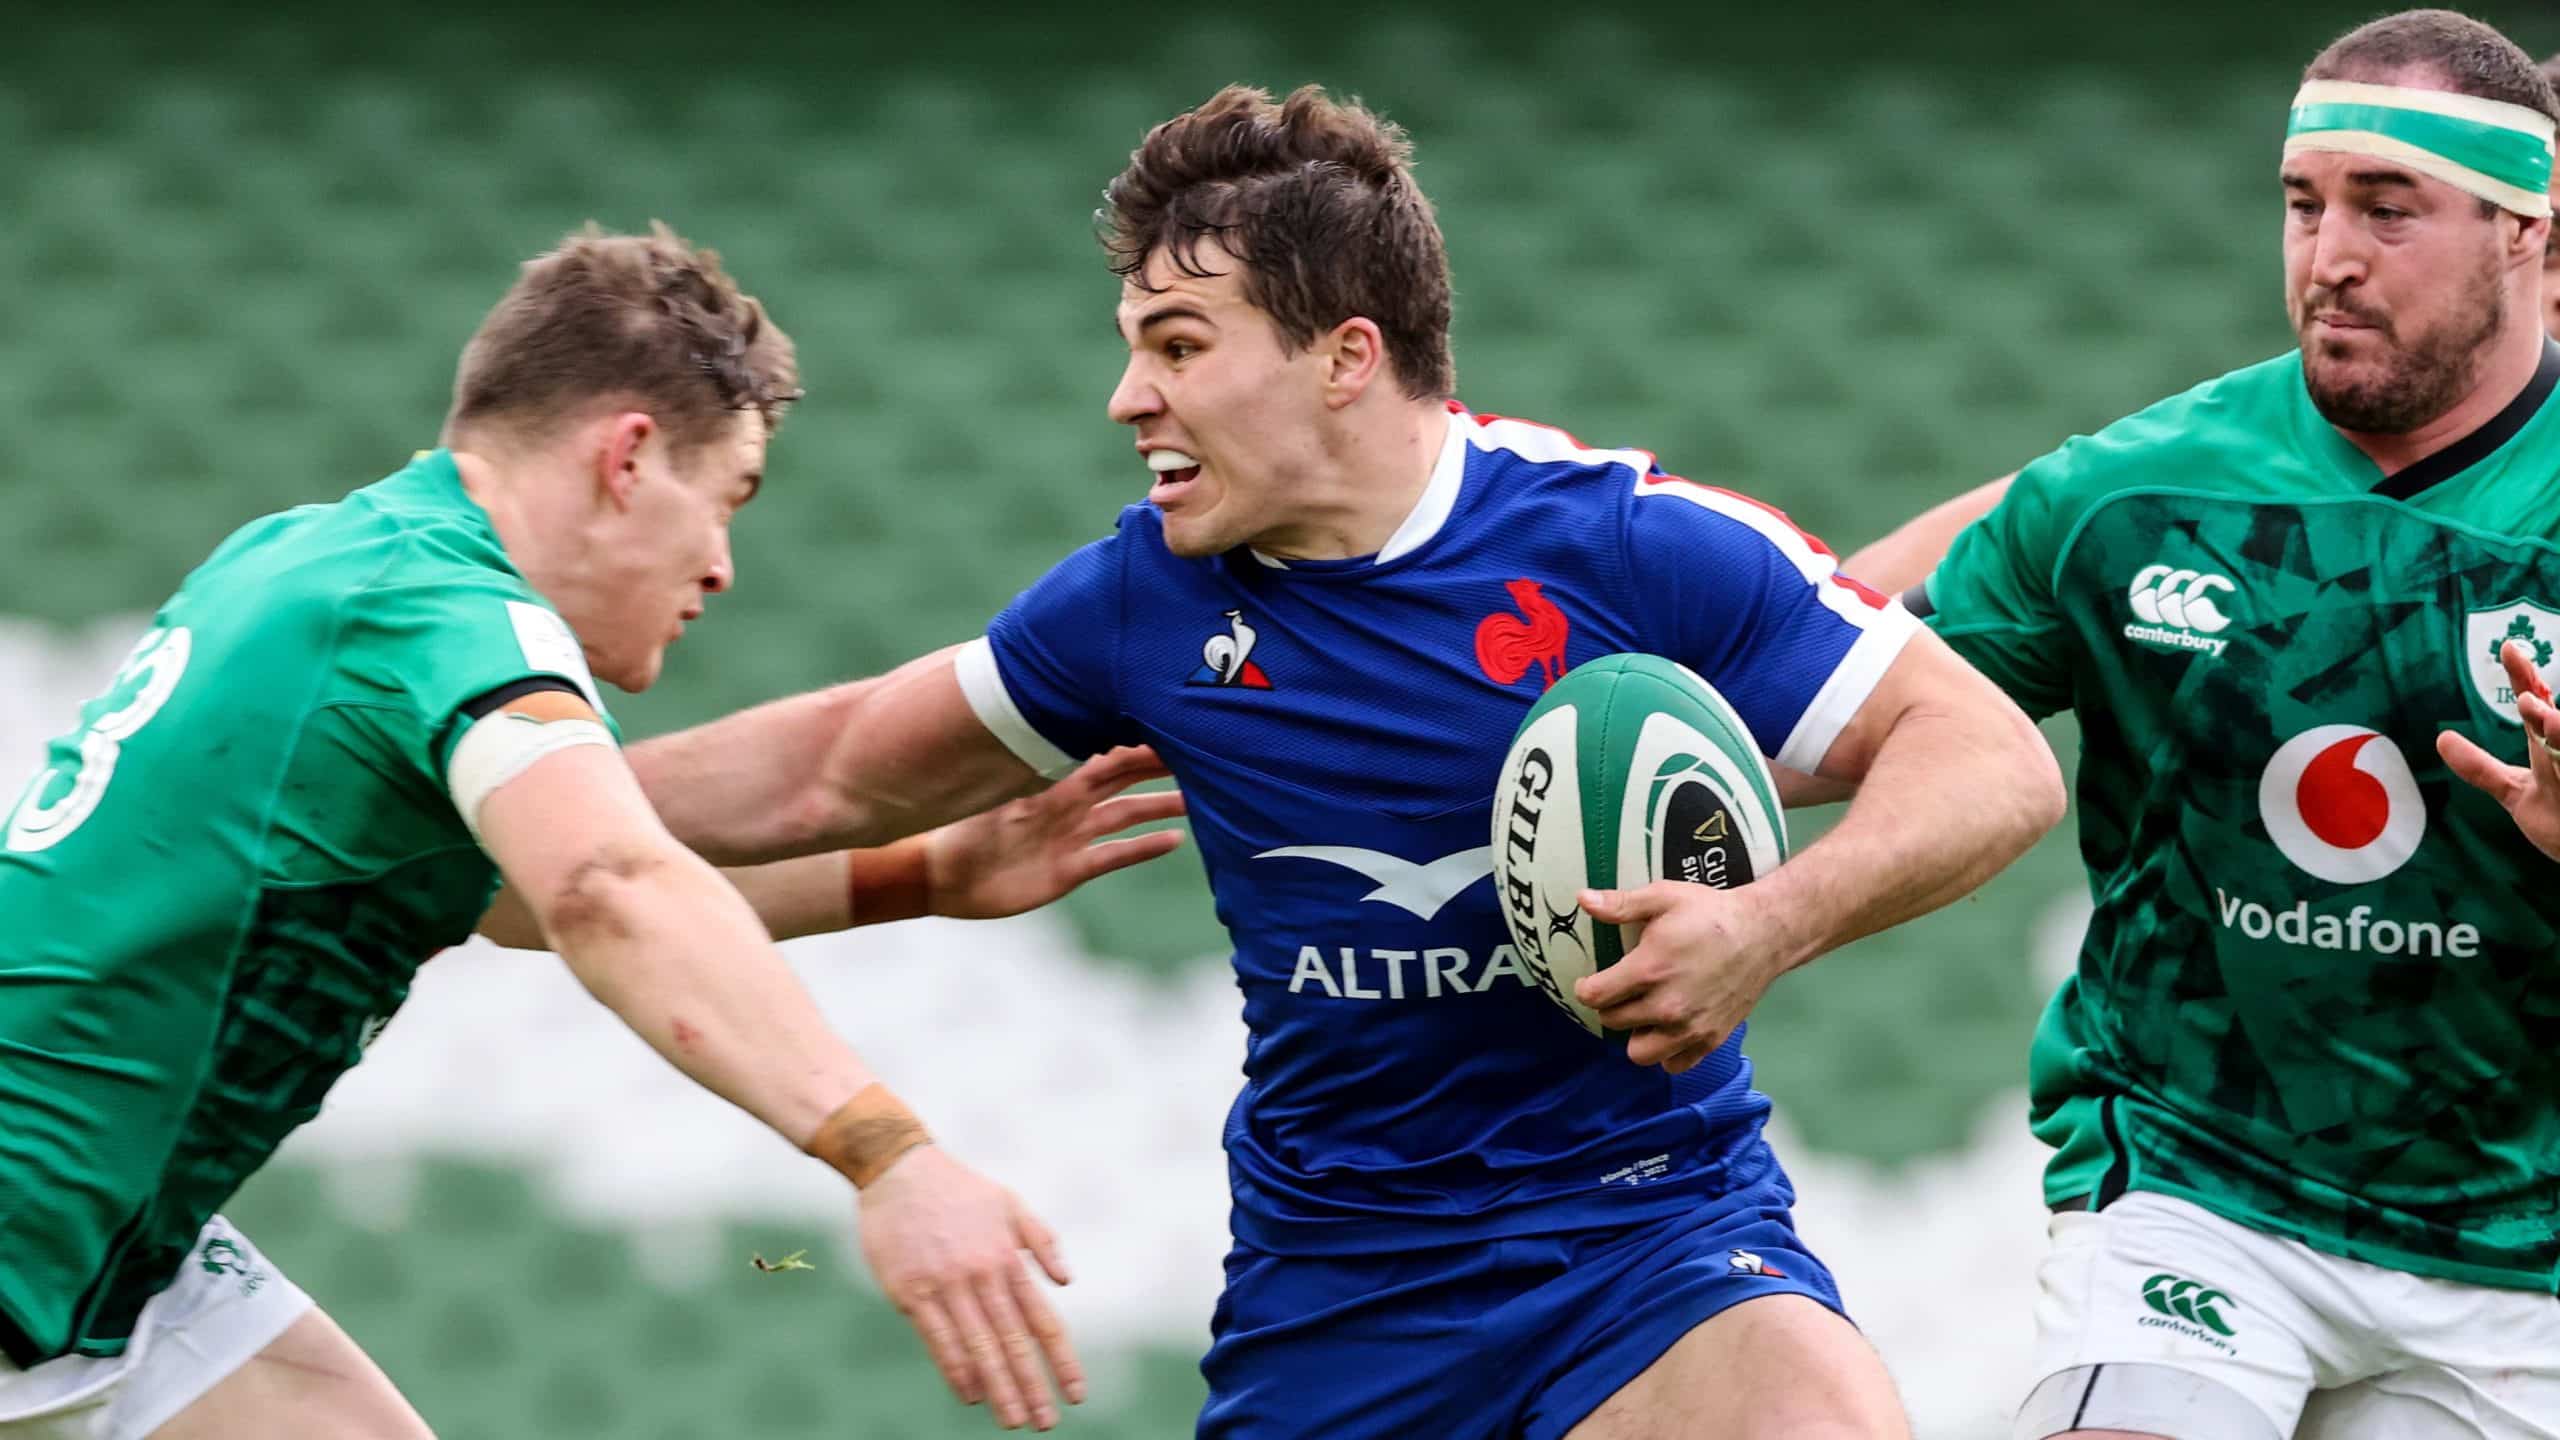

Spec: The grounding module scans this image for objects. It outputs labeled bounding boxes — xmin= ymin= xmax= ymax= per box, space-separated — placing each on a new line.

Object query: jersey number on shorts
xmin=6 ymin=626 xmax=194 ymax=853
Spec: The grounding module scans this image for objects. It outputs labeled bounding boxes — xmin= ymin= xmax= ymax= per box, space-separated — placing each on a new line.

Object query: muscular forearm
xmin=482 ymin=832 xmax=946 ymax=950
xmin=628 ymin=683 xmax=870 ymax=864
xmin=629 ymin=648 xmax=1042 ymax=865
xmin=1753 ymin=701 xmax=2062 ymax=970
xmin=482 ymin=848 xmax=871 ymax=948
xmin=546 ymin=845 xmax=877 ymax=1149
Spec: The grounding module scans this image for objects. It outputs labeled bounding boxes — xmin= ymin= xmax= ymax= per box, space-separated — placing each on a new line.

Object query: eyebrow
xmin=2283 ymin=168 xmax=2423 ymax=193
xmin=1120 ymin=304 xmax=1215 ymax=341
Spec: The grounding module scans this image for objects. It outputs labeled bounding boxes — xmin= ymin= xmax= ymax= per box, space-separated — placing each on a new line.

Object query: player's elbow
xmin=2019 ymin=732 xmax=2069 ymax=840
xmin=536 ymin=843 xmax=681 ymax=948
xmin=701 ymin=681 xmax=887 ymax=862
xmin=759 ymin=781 xmax=861 ymax=863
xmin=787 ymin=669 xmax=1011 ymax=854
xmin=1980 ymin=698 xmax=2067 ymax=848
xmin=790 ymin=687 xmax=892 ymax=853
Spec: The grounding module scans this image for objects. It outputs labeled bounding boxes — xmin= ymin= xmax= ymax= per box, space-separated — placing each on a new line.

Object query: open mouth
xmin=1147 ymin=448 xmax=1204 ymax=503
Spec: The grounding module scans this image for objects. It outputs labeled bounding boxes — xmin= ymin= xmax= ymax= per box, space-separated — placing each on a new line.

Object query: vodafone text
xmin=2213 ymin=890 xmax=2480 ymax=958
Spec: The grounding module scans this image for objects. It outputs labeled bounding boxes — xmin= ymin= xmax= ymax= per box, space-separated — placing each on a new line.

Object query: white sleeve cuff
xmin=953 ymin=637 xmax=1082 ymax=781
xmin=1773 ymin=603 xmax=1923 ymax=774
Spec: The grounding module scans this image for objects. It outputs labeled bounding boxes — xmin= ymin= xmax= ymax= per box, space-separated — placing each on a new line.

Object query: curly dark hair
xmin=445 ymin=221 xmax=801 ymax=451
xmin=1102 ymin=84 xmax=1455 ymax=400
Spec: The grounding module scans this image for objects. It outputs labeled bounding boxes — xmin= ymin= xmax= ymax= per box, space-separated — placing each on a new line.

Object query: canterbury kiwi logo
xmin=2128 ymin=565 xmax=2236 ymax=634
xmin=2140 ymin=1273 xmax=2236 ymax=1336
xmin=199 ymin=1238 xmax=246 ymax=1275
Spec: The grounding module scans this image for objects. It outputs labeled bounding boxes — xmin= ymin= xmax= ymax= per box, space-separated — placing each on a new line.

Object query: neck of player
xmin=451 ymin=447 xmax=584 ymax=612
xmin=1255 ymin=402 xmax=1451 ymax=563
xmin=2336 ymin=283 xmax=2550 ymax=477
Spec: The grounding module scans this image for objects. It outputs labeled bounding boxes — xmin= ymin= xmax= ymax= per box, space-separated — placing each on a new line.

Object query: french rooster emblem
xmin=1475 ymin=579 xmax=1570 ymax=690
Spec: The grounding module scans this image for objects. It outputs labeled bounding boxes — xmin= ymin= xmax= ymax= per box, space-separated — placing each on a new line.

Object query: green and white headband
xmin=2286 ymin=80 xmax=2556 ymax=219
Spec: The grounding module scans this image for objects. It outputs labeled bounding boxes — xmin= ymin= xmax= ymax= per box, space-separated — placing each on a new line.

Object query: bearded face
xmin=2282 ymin=146 xmax=2528 ymax=436
xmin=2297 ymin=236 xmax=2507 ymax=434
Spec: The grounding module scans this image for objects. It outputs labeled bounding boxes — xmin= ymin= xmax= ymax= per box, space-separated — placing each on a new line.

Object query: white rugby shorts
xmin=0 ymin=1217 xmax=312 ymax=1440
xmin=2014 ymin=1191 xmax=2560 ymax=1439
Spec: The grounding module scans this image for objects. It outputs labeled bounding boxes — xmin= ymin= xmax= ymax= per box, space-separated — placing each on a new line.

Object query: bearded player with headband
xmin=1844 ymin=10 xmax=2560 ymax=1438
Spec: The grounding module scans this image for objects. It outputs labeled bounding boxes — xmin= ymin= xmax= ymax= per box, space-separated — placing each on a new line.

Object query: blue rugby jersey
xmin=957 ymin=405 xmax=1917 ymax=1254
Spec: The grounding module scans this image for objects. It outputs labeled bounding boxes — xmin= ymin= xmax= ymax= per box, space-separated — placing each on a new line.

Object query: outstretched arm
xmin=479 ymin=850 xmax=862 ymax=948
xmin=478 ymin=746 xmax=1186 ymax=947
xmin=477 ymin=738 xmax=1085 ymax=1430
xmin=627 ymin=646 xmax=1043 ymax=866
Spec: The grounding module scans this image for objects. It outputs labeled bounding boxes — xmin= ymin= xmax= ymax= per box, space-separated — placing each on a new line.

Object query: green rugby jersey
xmin=0 ymin=451 xmax=612 ymax=1362
xmin=1922 ymin=344 xmax=2560 ymax=1291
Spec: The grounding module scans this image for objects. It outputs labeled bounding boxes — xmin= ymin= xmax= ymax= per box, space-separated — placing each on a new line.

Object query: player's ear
xmin=1319 ymin=317 xmax=1386 ymax=411
xmin=2517 ymin=214 xmax=2553 ymax=268
xmin=594 ymin=411 xmax=657 ymax=508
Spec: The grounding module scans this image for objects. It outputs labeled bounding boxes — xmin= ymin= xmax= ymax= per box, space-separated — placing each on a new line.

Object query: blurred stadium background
xmin=5 ymin=3 xmax=2553 ymax=1435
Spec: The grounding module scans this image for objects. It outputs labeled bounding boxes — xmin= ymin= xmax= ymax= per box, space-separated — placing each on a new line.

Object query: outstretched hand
xmin=923 ymin=746 xmax=1187 ymax=919
xmin=2439 ymin=639 xmax=2560 ymax=861
xmin=858 ymin=1146 xmax=1084 ymax=1431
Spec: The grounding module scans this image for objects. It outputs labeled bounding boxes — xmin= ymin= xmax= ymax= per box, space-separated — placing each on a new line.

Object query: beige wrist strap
xmin=805 ymin=1084 xmax=933 ymax=1190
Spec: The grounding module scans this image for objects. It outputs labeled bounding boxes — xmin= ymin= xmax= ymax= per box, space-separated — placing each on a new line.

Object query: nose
xmin=704 ymin=529 xmax=734 ymax=596
xmin=1107 ymin=354 xmax=1162 ymax=426
xmin=2307 ymin=207 xmax=2370 ymax=296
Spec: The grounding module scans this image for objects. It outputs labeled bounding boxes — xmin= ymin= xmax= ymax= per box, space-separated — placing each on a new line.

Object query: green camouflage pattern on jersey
xmin=1928 ymin=349 xmax=2560 ymax=1291
xmin=0 ymin=453 xmax=610 ymax=1360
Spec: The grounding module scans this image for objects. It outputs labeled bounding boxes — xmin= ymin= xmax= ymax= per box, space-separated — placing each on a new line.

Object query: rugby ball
xmin=1489 ymin=654 xmax=1789 ymax=1035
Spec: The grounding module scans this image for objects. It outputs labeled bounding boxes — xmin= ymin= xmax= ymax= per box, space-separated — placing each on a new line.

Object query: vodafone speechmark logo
xmin=2257 ymin=726 xmax=2425 ymax=884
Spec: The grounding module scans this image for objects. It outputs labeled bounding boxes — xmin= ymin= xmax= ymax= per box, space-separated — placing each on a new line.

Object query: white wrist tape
xmin=446 ymin=712 xmax=617 ymax=842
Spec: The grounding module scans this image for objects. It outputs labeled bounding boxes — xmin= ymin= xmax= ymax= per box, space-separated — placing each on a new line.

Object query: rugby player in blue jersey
xmin=629 ymin=87 xmax=2064 ymax=1437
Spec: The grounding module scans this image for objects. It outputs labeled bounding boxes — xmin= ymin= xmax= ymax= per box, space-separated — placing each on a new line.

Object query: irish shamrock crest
xmin=2487 ymin=613 xmax=2554 ymax=669
xmin=2463 ymin=601 xmax=2560 ymax=724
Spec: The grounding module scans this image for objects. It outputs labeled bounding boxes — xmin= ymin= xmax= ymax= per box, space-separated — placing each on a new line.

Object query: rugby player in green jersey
xmin=1843 ymin=11 xmax=2560 ymax=1438
xmin=0 ymin=225 xmax=1180 ymax=1439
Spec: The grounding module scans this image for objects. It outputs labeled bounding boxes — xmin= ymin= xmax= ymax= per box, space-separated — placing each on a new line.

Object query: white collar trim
xmin=1244 ymin=410 xmax=1469 ymax=569
xmin=1375 ymin=409 xmax=1469 ymax=564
